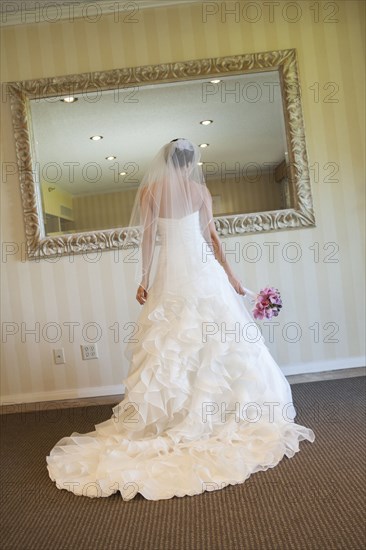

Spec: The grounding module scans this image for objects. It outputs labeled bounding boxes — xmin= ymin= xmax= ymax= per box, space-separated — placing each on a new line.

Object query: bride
xmin=46 ymin=138 xmax=315 ymax=501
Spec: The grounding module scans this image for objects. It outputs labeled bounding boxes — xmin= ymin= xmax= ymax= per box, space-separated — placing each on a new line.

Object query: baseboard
xmin=280 ymin=355 xmax=365 ymax=376
xmin=1 ymin=356 xmax=365 ymax=407
xmin=0 ymin=384 xmax=125 ymax=407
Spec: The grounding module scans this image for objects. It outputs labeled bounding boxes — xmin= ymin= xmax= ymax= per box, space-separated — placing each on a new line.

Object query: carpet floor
xmin=1 ymin=376 xmax=365 ymax=550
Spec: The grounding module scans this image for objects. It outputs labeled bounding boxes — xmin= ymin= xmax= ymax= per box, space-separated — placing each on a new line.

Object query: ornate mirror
xmin=7 ymin=48 xmax=315 ymax=260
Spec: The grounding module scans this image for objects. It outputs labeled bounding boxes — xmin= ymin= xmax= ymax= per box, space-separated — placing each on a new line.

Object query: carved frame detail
xmin=7 ymin=48 xmax=315 ymax=260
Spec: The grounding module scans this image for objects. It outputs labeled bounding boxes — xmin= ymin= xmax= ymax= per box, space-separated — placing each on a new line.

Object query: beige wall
xmin=1 ymin=1 xmax=365 ymax=404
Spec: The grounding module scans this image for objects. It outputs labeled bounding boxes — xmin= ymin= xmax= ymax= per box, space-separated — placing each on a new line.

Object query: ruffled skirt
xmin=46 ymin=254 xmax=315 ymax=500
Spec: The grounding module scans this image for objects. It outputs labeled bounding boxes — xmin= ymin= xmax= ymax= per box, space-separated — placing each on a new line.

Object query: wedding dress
xmin=46 ymin=208 xmax=315 ymax=501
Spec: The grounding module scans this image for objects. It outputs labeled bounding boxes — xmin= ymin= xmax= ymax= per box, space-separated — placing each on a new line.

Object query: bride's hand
xmin=228 ymin=275 xmax=246 ymax=296
xmin=136 ymin=284 xmax=148 ymax=305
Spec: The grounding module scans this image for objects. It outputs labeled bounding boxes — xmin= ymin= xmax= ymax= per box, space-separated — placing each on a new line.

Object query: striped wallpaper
xmin=1 ymin=1 xmax=365 ymax=404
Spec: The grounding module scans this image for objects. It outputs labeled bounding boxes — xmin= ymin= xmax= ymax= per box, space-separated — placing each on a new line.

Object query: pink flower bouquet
xmin=242 ymin=286 xmax=283 ymax=320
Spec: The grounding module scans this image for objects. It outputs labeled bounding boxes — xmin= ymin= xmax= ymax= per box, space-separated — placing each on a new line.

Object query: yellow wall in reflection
xmin=41 ymin=181 xmax=73 ymax=219
xmin=207 ymin=176 xmax=282 ymax=216
xmin=73 ymin=188 xmax=137 ymax=232
xmin=71 ymin=174 xmax=283 ymax=232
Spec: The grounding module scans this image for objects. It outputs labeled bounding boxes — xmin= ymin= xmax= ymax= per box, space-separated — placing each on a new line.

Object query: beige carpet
xmin=1 ymin=376 xmax=365 ymax=549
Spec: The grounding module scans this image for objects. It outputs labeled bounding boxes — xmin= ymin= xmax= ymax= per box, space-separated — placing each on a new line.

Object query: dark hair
xmin=169 ymin=138 xmax=194 ymax=167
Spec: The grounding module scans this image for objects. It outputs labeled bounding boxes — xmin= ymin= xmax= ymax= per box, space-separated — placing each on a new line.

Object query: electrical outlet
xmin=81 ymin=344 xmax=98 ymax=360
xmin=53 ymin=348 xmax=65 ymax=364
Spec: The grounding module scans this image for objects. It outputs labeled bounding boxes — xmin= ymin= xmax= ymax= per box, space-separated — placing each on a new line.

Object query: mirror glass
xmin=29 ymin=70 xmax=291 ymax=237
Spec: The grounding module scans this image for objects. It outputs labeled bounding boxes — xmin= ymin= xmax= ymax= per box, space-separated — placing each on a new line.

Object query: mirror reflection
xmin=29 ymin=71 xmax=291 ymax=237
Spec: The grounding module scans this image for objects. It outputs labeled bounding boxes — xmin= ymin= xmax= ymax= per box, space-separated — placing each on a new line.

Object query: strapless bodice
xmin=157 ymin=210 xmax=201 ymax=237
xmin=153 ymin=210 xmax=214 ymax=290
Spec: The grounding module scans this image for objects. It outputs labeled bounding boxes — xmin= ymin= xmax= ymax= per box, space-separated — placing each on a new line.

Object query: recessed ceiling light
xmin=106 ymin=156 xmax=116 ymax=161
xmin=119 ymin=172 xmax=127 ymax=176
xmin=90 ymin=135 xmax=103 ymax=141
xmin=197 ymin=162 xmax=204 ymax=166
xmin=210 ymin=79 xmax=221 ymax=84
xmin=61 ymin=96 xmax=78 ymax=103
xmin=200 ymin=120 xmax=213 ymax=126
xmin=199 ymin=143 xmax=209 ymax=148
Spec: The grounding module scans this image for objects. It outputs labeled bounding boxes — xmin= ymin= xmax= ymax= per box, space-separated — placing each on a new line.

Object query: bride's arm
xmin=208 ymin=220 xmax=245 ymax=295
xmin=136 ymin=188 xmax=156 ymax=304
xmin=201 ymin=188 xmax=245 ymax=296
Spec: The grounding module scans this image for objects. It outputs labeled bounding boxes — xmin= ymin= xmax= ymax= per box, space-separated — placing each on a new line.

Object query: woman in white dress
xmin=46 ymin=138 xmax=315 ymax=501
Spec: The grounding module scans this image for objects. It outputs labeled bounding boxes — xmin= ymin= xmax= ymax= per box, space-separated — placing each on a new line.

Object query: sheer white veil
xmin=123 ymin=138 xmax=214 ymax=291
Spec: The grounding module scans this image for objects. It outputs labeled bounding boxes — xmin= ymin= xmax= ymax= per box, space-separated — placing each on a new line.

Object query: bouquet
xmin=242 ymin=286 xmax=283 ymax=320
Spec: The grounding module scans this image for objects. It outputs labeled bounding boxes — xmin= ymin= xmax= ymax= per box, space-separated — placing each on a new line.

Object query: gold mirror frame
xmin=7 ymin=47 xmax=315 ymax=260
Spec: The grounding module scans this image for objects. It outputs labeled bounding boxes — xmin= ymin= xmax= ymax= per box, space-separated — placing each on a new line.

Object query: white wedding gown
xmin=46 ymin=211 xmax=315 ymax=500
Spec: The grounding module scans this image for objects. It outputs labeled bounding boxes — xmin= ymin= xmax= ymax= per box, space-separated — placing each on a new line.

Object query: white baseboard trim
xmin=280 ymin=355 xmax=365 ymax=376
xmin=0 ymin=384 xmax=125 ymax=407
xmin=1 ymin=356 xmax=365 ymax=406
